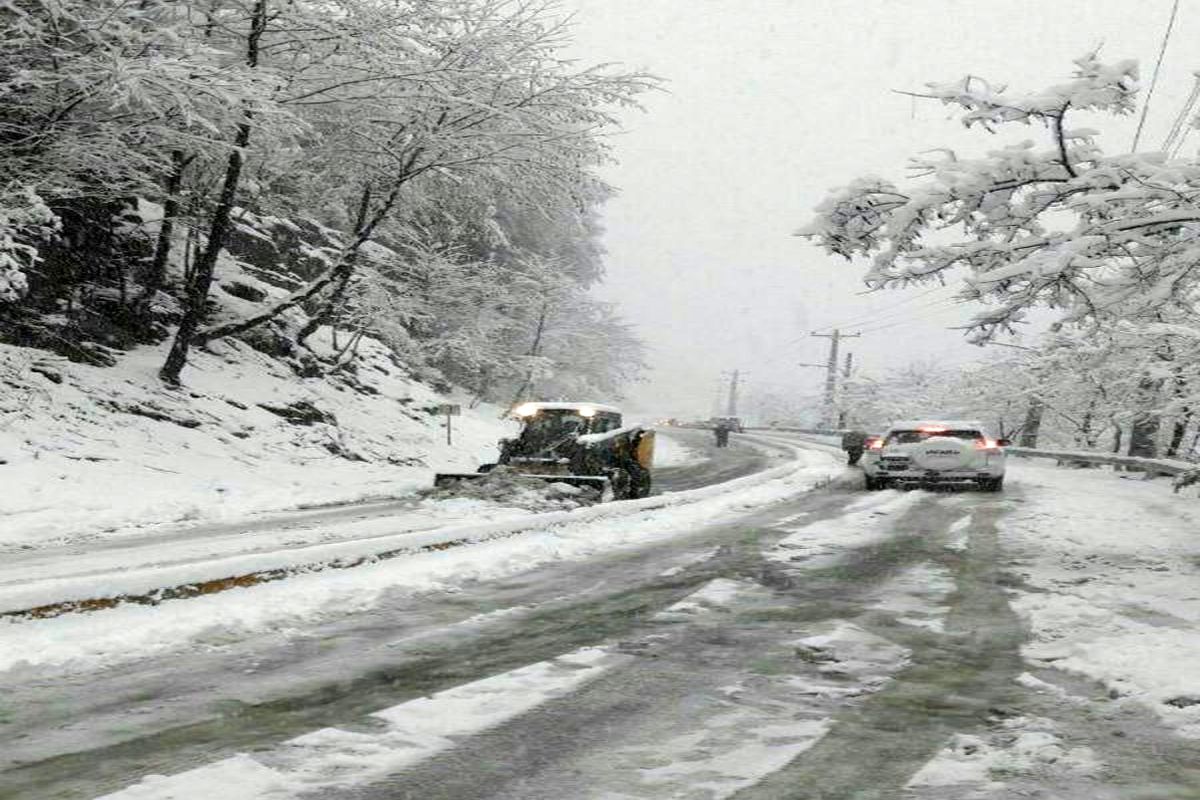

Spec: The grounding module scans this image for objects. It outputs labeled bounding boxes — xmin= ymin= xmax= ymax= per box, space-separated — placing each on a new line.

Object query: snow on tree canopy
xmin=798 ymin=55 xmax=1200 ymax=341
xmin=0 ymin=189 xmax=58 ymax=303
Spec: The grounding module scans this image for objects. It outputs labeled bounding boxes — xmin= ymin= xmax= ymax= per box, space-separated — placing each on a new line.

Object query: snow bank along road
xmin=6 ymin=441 xmax=1200 ymax=799
xmin=0 ymin=428 xmax=768 ymax=619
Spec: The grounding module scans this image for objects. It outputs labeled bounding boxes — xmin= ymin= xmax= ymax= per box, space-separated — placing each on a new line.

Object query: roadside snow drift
xmin=1000 ymin=460 xmax=1200 ymax=737
xmin=0 ymin=337 xmax=512 ymax=551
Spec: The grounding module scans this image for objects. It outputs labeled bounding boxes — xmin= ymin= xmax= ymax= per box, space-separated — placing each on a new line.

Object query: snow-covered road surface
xmin=5 ymin=449 xmax=1200 ymax=799
xmin=0 ymin=429 xmax=771 ymax=617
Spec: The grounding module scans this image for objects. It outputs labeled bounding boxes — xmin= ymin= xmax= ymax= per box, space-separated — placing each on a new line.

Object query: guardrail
xmin=1006 ymin=446 xmax=1200 ymax=491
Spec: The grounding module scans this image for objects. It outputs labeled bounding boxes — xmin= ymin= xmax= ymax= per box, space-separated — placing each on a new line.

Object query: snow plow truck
xmin=434 ymin=402 xmax=655 ymax=501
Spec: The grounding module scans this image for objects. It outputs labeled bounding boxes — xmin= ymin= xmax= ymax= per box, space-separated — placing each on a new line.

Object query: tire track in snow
xmin=95 ymin=647 xmax=630 ymax=799
xmin=0 ymin=479 xmax=856 ymax=800
xmin=327 ymin=493 xmax=966 ymax=799
xmin=731 ymin=497 xmax=1025 ymax=799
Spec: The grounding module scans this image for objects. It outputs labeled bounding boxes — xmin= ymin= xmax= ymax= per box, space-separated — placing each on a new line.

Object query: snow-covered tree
xmin=800 ymin=54 xmax=1200 ymax=459
xmin=800 ymin=54 xmax=1200 ymax=341
xmin=185 ymin=0 xmax=653 ymax=364
xmin=0 ymin=0 xmax=651 ymax=404
xmin=0 ymin=187 xmax=57 ymax=303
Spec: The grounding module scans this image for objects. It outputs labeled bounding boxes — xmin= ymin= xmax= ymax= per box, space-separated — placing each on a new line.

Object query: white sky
xmin=563 ymin=0 xmax=1200 ymax=419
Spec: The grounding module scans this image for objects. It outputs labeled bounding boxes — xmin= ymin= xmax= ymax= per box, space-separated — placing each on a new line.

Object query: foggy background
xmin=564 ymin=0 xmax=1198 ymax=420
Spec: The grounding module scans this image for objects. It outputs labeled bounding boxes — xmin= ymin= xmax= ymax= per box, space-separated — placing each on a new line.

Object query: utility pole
xmin=808 ymin=329 xmax=860 ymax=428
xmin=837 ymin=352 xmax=854 ymax=427
xmin=726 ymin=369 xmax=740 ymax=417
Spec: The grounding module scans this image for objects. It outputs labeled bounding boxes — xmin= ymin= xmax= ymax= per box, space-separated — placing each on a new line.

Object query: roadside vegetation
xmin=802 ymin=56 xmax=1200 ymax=458
xmin=0 ymin=0 xmax=652 ymax=400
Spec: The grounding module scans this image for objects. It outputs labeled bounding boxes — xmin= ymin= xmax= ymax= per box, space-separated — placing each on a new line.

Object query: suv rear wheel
xmin=978 ymin=476 xmax=1004 ymax=492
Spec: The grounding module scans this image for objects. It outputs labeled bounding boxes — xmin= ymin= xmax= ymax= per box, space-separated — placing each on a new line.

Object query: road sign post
xmin=438 ymin=404 xmax=461 ymax=445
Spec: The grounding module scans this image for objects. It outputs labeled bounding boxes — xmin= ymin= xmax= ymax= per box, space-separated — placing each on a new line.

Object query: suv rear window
xmin=885 ymin=429 xmax=983 ymax=445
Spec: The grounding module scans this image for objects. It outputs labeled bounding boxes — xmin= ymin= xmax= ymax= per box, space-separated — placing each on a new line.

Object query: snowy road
xmin=0 ymin=429 xmax=768 ymax=617
xmin=5 ymin=443 xmax=1200 ymax=799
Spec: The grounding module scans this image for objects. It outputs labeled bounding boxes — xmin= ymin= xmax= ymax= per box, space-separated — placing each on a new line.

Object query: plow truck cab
xmin=434 ymin=402 xmax=654 ymax=501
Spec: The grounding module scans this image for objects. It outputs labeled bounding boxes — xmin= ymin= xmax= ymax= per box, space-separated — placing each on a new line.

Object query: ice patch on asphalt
xmin=96 ymin=647 xmax=626 ymax=798
xmin=656 ymin=547 xmax=720 ymax=578
xmin=908 ymin=715 xmax=1100 ymax=792
xmin=635 ymin=713 xmax=832 ymax=796
xmin=790 ymin=621 xmax=911 ymax=678
xmin=624 ymin=622 xmax=909 ymax=797
xmin=866 ymin=563 xmax=955 ymax=632
xmin=654 ymin=578 xmax=763 ymax=621
xmin=767 ymin=490 xmax=926 ymax=568
xmin=943 ymin=512 xmax=972 ymax=552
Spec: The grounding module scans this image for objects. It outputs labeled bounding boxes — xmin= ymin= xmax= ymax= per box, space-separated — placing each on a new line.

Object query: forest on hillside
xmin=0 ymin=0 xmax=653 ymax=401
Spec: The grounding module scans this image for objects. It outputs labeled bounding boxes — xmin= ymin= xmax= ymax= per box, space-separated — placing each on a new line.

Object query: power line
xmin=822 ymin=295 xmax=965 ymax=336
xmin=1133 ymin=0 xmax=1181 ymax=152
xmin=853 ymin=304 xmax=971 ymax=335
xmin=809 ymin=285 xmax=957 ymax=334
xmin=810 ymin=285 xmax=951 ymax=332
xmin=855 ymin=307 xmax=967 ymax=335
xmin=1161 ymin=72 xmax=1200 ymax=153
xmin=1172 ymin=124 xmax=1194 ymax=158
xmin=1166 ymin=72 xmax=1200 ymax=157
xmin=858 ymin=294 xmax=964 ymax=324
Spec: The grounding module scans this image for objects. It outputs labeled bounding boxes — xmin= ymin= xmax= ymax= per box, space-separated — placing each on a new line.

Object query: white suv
xmin=861 ymin=420 xmax=1009 ymax=492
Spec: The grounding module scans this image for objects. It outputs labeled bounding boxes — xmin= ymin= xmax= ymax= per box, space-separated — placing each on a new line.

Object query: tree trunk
xmin=1128 ymin=416 xmax=1159 ymax=458
xmin=295 ymin=185 xmax=372 ymax=347
xmin=1077 ymin=394 xmax=1100 ymax=449
xmin=1166 ymin=416 xmax=1189 ymax=458
xmin=139 ymin=150 xmax=190 ymax=308
xmin=1166 ymin=375 xmax=1191 ymax=458
xmin=197 ymin=176 xmax=406 ymax=346
xmin=508 ymin=299 xmax=549 ymax=408
xmin=160 ymin=0 xmax=267 ymax=384
xmin=1018 ymin=396 xmax=1044 ymax=448
xmin=295 ymin=265 xmax=353 ymax=347
xmin=1127 ymin=377 xmax=1162 ymax=459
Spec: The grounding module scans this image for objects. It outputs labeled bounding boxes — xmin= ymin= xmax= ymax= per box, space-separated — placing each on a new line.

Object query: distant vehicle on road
xmin=861 ymin=420 xmax=1009 ymax=492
